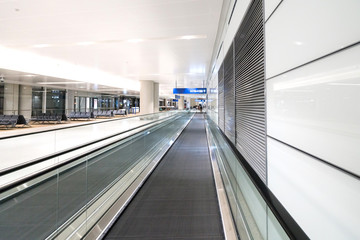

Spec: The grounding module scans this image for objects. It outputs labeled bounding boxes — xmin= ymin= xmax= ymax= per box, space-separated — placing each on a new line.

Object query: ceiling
xmin=0 ymin=0 xmax=223 ymax=97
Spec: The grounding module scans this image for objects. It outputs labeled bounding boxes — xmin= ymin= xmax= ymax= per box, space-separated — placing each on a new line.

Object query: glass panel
xmin=207 ymin=119 xmax=289 ymax=240
xmin=0 ymin=111 xmax=193 ymax=239
xmin=0 ymin=172 xmax=58 ymax=239
xmin=268 ymin=208 xmax=290 ymax=240
xmin=0 ymin=111 xmax=179 ymax=183
xmin=0 ymin=83 xmax=5 ymax=115
xmin=46 ymin=89 xmax=66 ymax=114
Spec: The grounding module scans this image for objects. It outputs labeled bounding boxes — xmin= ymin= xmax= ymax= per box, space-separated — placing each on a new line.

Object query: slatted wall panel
xmin=234 ymin=0 xmax=266 ymax=182
xmin=218 ymin=63 xmax=225 ymax=132
xmin=224 ymin=43 xmax=236 ymax=144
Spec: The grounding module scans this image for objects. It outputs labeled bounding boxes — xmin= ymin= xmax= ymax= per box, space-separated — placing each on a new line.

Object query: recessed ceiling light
xmin=37 ymin=81 xmax=84 ymax=85
xmin=181 ymin=36 xmax=197 ymax=40
xmin=127 ymin=39 xmax=144 ymax=43
xmin=294 ymin=41 xmax=303 ymax=46
xmin=33 ymin=44 xmax=52 ymax=48
xmin=179 ymin=35 xmax=207 ymax=40
xmin=76 ymin=41 xmax=96 ymax=46
xmin=329 ymin=83 xmax=360 ymax=86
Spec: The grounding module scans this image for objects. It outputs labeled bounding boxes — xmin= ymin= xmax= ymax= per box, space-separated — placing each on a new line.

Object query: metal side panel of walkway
xmin=104 ymin=113 xmax=225 ymax=240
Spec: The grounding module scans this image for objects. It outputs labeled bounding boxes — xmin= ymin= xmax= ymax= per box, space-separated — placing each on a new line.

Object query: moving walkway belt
xmin=104 ymin=113 xmax=225 ymax=239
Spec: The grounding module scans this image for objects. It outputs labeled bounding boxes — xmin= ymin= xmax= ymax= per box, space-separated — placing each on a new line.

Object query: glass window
xmin=46 ymin=89 xmax=66 ymax=114
xmin=0 ymin=83 xmax=4 ymax=115
xmin=32 ymin=87 xmax=43 ymax=116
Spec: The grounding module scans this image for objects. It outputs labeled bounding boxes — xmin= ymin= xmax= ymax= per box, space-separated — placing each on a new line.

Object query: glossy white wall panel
xmin=267 ymin=45 xmax=360 ymax=176
xmin=265 ymin=0 xmax=360 ymax=78
xmin=268 ymin=138 xmax=360 ymax=240
xmin=264 ymin=0 xmax=282 ymax=21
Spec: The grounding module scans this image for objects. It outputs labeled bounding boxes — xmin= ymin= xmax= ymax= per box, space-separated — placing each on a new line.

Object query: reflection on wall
xmin=31 ymin=88 xmax=42 ymax=116
xmin=73 ymin=95 xmax=139 ymax=112
xmin=0 ymin=83 xmax=4 ymax=115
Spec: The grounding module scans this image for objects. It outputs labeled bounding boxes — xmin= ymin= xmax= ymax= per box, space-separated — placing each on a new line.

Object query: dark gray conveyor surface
xmin=104 ymin=113 xmax=225 ymax=240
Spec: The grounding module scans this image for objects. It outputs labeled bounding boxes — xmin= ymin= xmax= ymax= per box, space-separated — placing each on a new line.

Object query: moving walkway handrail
xmin=0 ymin=113 xmax=181 ymax=194
xmin=0 ymin=111 xmax=177 ymax=140
xmin=207 ymin=118 xmax=308 ymax=240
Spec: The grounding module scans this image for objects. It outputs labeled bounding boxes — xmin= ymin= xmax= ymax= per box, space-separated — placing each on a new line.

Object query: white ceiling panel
xmin=0 ymin=0 xmax=223 ymax=96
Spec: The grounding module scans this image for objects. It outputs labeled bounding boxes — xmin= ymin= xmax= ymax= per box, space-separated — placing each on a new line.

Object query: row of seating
xmin=0 ymin=109 xmax=129 ymax=128
xmin=113 ymin=109 xmax=127 ymax=116
xmin=68 ymin=112 xmax=91 ymax=120
xmin=93 ymin=110 xmax=113 ymax=118
xmin=0 ymin=115 xmax=19 ymax=128
xmin=30 ymin=113 xmax=62 ymax=124
xmin=68 ymin=109 xmax=127 ymax=121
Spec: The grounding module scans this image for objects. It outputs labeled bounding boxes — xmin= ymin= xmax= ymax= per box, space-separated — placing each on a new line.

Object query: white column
xmin=190 ymin=98 xmax=196 ymax=108
xmin=65 ymin=90 xmax=75 ymax=115
xmin=19 ymin=85 xmax=32 ymax=119
xmin=153 ymin=82 xmax=159 ymax=113
xmin=179 ymin=96 xmax=184 ymax=110
xmin=140 ymin=80 xmax=154 ymax=115
xmin=42 ymin=87 xmax=47 ymax=113
xmin=4 ymin=83 xmax=19 ymax=115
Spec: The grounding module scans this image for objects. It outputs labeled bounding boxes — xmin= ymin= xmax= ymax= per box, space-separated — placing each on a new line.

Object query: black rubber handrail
xmin=0 ymin=113 xmax=179 ymax=177
xmin=0 ymin=114 xmax=183 ymax=194
xmin=0 ymin=111 xmax=177 ymax=140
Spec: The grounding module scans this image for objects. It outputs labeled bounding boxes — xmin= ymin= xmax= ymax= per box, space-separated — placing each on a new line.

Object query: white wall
xmin=265 ymin=0 xmax=360 ymax=238
xmin=207 ymin=0 xmax=360 ymax=239
xmin=265 ymin=0 xmax=360 ymax=79
xmin=268 ymin=138 xmax=360 ymax=240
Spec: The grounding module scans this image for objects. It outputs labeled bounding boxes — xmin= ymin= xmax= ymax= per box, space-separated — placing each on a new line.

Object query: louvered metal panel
xmin=234 ymin=0 xmax=266 ymax=182
xmin=224 ymin=43 xmax=236 ymax=144
xmin=218 ymin=63 xmax=225 ymax=132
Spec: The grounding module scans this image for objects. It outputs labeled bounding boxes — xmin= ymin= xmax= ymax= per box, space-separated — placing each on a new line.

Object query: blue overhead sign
xmin=173 ymin=99 xmax=178 ymax=102
xmin=195 ymin=99 xmax=206 ymax=102
xmin=175 ymin=95 xmax=180 ymax=99
xmin=173 ymin=88 xmax=207 ymax=94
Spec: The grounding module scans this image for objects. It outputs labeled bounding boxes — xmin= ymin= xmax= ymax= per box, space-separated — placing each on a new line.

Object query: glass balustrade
xmin=0 ymin=111 xmax=193 ymax=239
xmin=206 ymin=119 xmax=290 ymax=240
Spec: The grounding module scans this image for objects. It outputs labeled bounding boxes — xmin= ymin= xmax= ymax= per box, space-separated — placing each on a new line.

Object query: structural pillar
xmin=190 ymin=98 xmax=196 ymax=108
xmin=140 ymin=80 xmax=159 ymax=115
xmin=65 ymin=90 xmax=75 ymax=115
xmin=179 ymin=96 xmax=184 ymax=110
xmin=19 ymin=85 xmax=32 ymax=119
xmin=42 ymin=87 xmax=47 ymax=113
xmin=4 ymin=83 xmax=19 ymax=115
xmin=154 ymin=82 xmax=159 ymax=113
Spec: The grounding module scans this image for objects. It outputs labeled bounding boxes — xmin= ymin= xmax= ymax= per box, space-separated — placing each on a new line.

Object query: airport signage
xmin=209 ymin=88 xmax=218 ymax=94
xmin=195 ymin=99 xmax=206 ymax=102
xmin=173 ymin=88 xmax=207 ymax=94
xmin=173 ymin=99 xmax=178 ymax=102
xmin=175 ymin=95 xmax=180 ymax=99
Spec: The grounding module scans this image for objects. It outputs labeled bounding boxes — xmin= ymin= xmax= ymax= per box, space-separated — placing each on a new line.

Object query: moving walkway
xmin=0 ymin=111 xmax=303 ymax=240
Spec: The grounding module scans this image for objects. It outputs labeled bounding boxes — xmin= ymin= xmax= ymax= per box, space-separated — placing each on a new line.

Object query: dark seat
xmin=30 ymin=113 xmax=61 ymax=124
xmin=114 ymin=109 xmax=127 ymax=116
xmin=0 ymin=115 xmax=18 ymax=128
xmin=69 ymin=111 xmax=92 ymax=120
